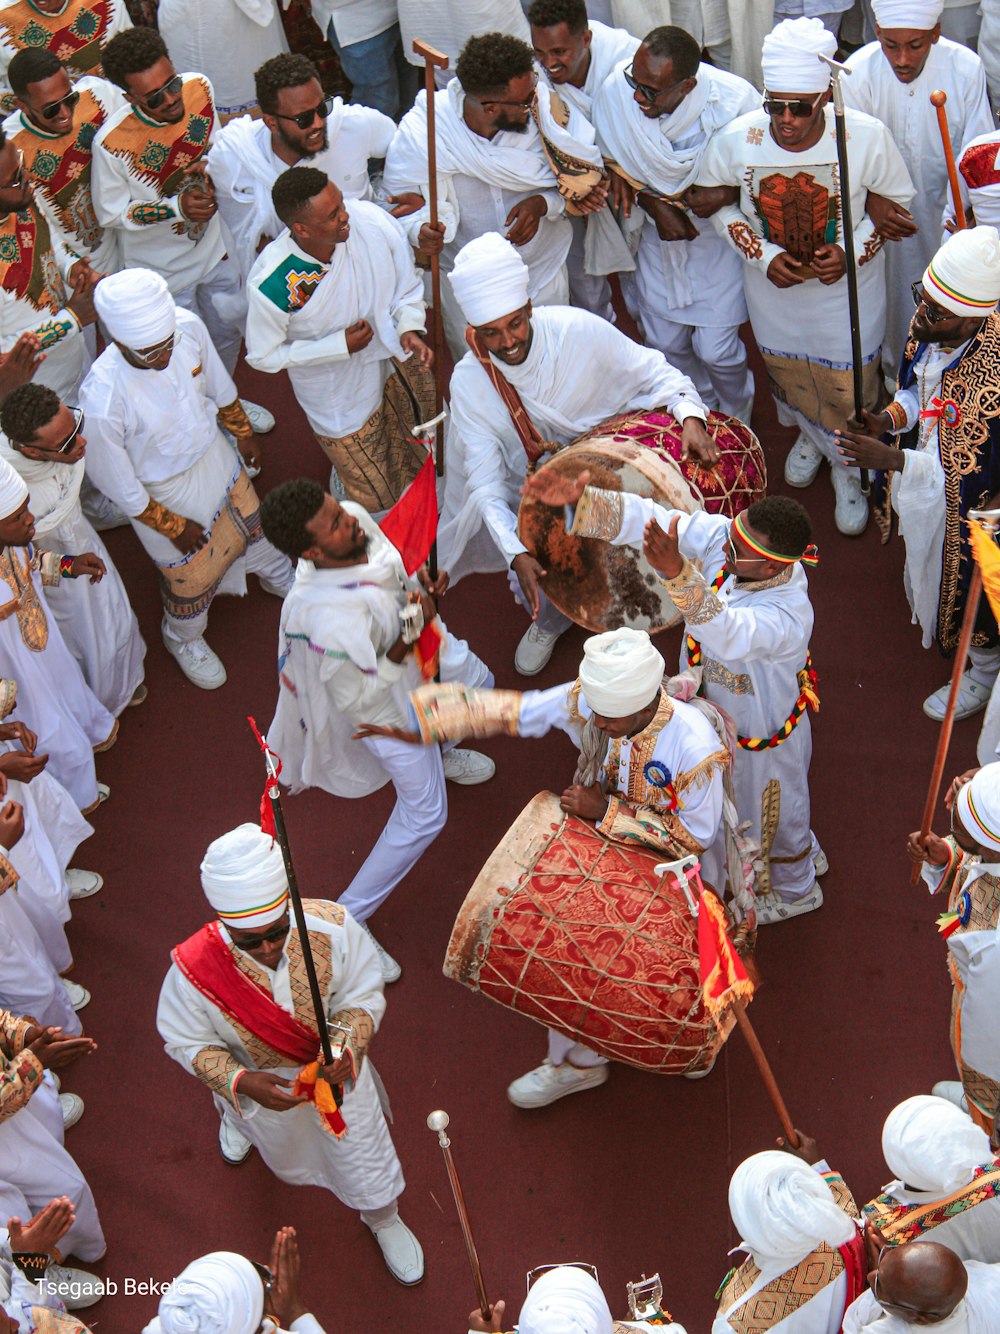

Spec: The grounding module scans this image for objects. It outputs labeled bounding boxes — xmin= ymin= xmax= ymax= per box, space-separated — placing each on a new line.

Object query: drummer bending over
xmin=526 ymin=470 xmax=824 ymax=925
xmin=440 ymin=230 xmax=718 ymax=677
xmin=355 ymin=627 xmax=731 ymax=1109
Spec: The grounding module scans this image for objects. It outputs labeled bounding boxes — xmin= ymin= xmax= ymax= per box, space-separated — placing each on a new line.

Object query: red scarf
xmin=837 ymin=1229 xmax=867 ymax=1332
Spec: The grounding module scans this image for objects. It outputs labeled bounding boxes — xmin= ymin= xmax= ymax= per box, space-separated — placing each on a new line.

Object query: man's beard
xmin=279 ymin=124 xmax=328 ymax=158
xmin=494 ymin=113 xmax=529 ymax=134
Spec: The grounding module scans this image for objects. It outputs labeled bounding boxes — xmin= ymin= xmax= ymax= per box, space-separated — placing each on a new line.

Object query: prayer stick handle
xmin=732 ymin=1000 xmax=800 ymax=1147
xmin=428 ymin=1112 xmax=490 ymax=1317
xmin=412 ymin=39 xmax=448 ymax=68
xmin=931 ymin=91 xmax=968 ymax=231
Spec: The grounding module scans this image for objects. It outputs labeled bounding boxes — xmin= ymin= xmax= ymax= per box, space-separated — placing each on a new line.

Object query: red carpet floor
xmin=58 ymin=333 xmax=974 ymax=1332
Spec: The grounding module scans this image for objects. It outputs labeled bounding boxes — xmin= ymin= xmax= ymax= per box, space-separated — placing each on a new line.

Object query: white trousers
xmin=161 ymin=534 xmax=293 ymax=646
xmin=174 ymin=253 xmax=245 ymax=376
xmin=0 ymin=892 xmax=79 ymax=1036
xmin=506 ymin=568 xmax=573 ymax=636
xmin=641 ymin=314 xmax=754 ymax=421
xmin=547 ymin=1029 xmax=608 ymax=1068
xmin=567 ymin=216 xmax=612 ymax=322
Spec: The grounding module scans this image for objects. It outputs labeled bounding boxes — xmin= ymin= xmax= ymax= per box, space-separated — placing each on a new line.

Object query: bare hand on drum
xmin=351 ymin=723 xmax=423 ymax=744
xmin=511 ymin=552 xmax=546 ymax=619
xmin=680 ymin=417 xmax=720 ymax=465
xmin=776 ymin=1128 xmax=821 ymax=1164
xmin=521 ymin=468 xmax=590 ymax=508
xmin=643 ymin=515 xmax=683 ymax=580
xmin=560 ymin=782 xmax=608 ymax=821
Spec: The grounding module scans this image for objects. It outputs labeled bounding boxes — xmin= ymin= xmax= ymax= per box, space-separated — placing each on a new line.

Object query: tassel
xmin=294 ymin=1060 xmax=348 ymax=1138
xmin=936 ymin=910 xmax=961 ymax=938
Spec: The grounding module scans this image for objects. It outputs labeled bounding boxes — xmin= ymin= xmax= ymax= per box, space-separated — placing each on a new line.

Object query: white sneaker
xmin=241 ymin=399 xmax=275 ymax=434
xmin=754 ymin=881 xmax=824 ymax=926
xmin=66 ymin=869 xmax=103 ymax=900
xmin=370 ymin=1217 xmax=424 ymax=1285
xmin=162 ymin=634 xmax=227 ymax=690
xmin=363 ymin=924 xmax=402 ymax=984
xmin=128 ymin=682 xmax=148 ymax=707
xmin=515 ymin=623 xmax=562 ymax=675
xmin=931 ymin=1080 xmax=969 ymax=1112
xmin=45 ymin=1263 xmax=105 ymax=1310
xmin=923 ymin=672 xmax=991 ymax=721
xmin=441 ymin=748 xmax=495 ymax=785
xmin=831 ymin=466 xmax=869 ymax=536
xmin=95 ymin=782 xmax=110 ymax=805
xmin=784 ymin=433 xmax=823 ymax=487
xmin=60 ymin=1092 xmax=84 ymax=1128
xmin=61 ymin=979 xmax=91 ymax=1011
xmin=507 ymin=1059 xmax=609 ymax=1108
xmin=813 ymin=847 xmax=829 ymax=876
xmin=219 ymin=1116 xmax=253 ymax=1164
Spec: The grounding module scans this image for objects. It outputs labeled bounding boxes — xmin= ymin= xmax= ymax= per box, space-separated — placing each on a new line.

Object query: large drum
xmin=444 ymin=792 xmax=734 ymax=1074
xmin=517 ymin=409 xmax=766 ymax=634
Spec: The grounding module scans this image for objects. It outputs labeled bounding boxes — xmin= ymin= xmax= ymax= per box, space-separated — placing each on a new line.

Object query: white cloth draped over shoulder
xmin=538 ymin=21 xmax=640 ymax=118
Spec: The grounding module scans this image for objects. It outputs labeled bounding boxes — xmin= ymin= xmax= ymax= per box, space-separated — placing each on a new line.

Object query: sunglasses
xmin=230 ymin=919 xmax=290 ymax=952
xmin=56 ymin=406 xmax=84 ymax=454
xmin=0 ymin=148 xmax=25 ymax=192
xmin=911 ymin=281 xmax=952 ymax=325
xmin=143 ymin=73 xmax=183 ymax=110
xmin=275 ymin=94 xmax=334 ymax=130
xmin=762 ymin=91 xmax=825 ymax=118
xmin=480 ymin=72 xmax=537 ymax=109
xmin=128 ymin=333 xmax=175 ymax=365
xmin=623 ymin=62 xmax=680 ymax=104
xmin=526 ymin=1263 xmax=599 ymax=1295
xmin=250 ymin=1261 xmax=273 ymax=1294
xmin=40 ymin=89 xmax=80 ymax=121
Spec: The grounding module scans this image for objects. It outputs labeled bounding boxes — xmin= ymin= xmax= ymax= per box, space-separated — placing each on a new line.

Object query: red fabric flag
xmin=379 ymin=451 xmax=438 ymax=575
xmin=698 ymin=890 xmax=754 ymax=1019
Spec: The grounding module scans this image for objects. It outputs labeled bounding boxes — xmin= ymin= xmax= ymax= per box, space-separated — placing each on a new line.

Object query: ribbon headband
xmin=216 ymin=890 xmax=290 ymax=923
xmin=733 ymin=511 xmax=819 ymax=567
xmin=924 ymin=265 xmax=999 ymax=313
xmin=961 ymin=787 xmax=1000 ymax=850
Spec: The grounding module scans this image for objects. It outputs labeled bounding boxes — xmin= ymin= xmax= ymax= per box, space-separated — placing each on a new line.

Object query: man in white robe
xmin=593 ymin=25 xmax=757 ymax=419
xmin=80 ymin=269 xmax=293 ymax=691
xmin=245 ymin=167 xmax=434 ymax=514
xmin=261 ymin=480 xmax=494 ymax=981
xmin=156 ymin=823 xmax=424 ymax=1286
xmin=698 ymin=17 xmax=915 ymax=537
xmin=399 ymin=0 xmax=530 ymax=84
xmin=470 ymin=1262 xmax=689 ymax=1333
xmin=442 ymin=230 xmax=714 ymax=675
xmin=843 ymin=0 xmax=993 ymax=377
xmin=843 ymin=1244 xmax=1000 ymax=1332
xmin=0 ymin=383 xmax=145 ymax=717
xmin=157 ymin=0 xmax=288 ymax=121
xmin=862 ymin=1096 xmax=1000 ymax=1263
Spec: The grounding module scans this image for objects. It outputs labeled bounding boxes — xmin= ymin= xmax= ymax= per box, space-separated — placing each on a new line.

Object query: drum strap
xmin=464 ymin=326 xmax=551 ymax=467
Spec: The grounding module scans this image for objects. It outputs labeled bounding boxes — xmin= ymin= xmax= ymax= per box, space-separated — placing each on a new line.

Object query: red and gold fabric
xmin=0 ymin=987 xmax=44 ymax=1124
xmin=12 ymin=89 xmax=107 ymax=253
xmin=0 ymin=0 xmax=113 ymax=79
xmin=0 ymin=202 xmax=69 ymax=316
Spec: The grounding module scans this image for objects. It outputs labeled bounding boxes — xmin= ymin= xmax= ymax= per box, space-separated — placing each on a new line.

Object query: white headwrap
xmin=873 ymin=0 xmax=943 ymax=29
xmin=761 ymin=18 xmax=836 ymax=95
xmin=882 ymin=1095 xmax=991 ymax=1196
xmin=200 ymin=823 xmax=289 ymax=928
xmin=518 ymin=1266 xmax=614 ymax=1334
xmin=0 ymin=455 xmax=28 ymax=520
xmin=95 ymin=267 xmax=177 ymax=348
xmin=448 ymin=231 xmax=530 ymax=327
xmin=955 ymin=763 xmax=1000 ymax=853
xmin=729 ymin=1151 xmax=856 ymax=1265
xmin=922 ymin=226 xmax=1000 ymax=318
xmin=154 ymin=1252 xmax=264 ymax=1334
xmin=579 ymin=628 xmax=664 ymax=717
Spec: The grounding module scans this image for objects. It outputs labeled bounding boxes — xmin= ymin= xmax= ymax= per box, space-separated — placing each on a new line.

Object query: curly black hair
xmin=0 ymin=383 xmax=60 ymax=447
xmin=527 ymin=0 xmax=588 ymax=33
xmin=8 ymin=48 xmax=63 ymax=99
xmin=101 ymin=28 xmax=170 ymax=92
xmin=271 ymin=166 xmax=328 ymax=227
xmin=644 ymin=25 xmax=701 ymax=79
xmin=456 ymin=32 xmax=535 ymax=99
xmin=744 ymin=495 xmax=812 ymax=559
xmin=255 ymin=53 xmax=320 ymax=116
xmin=260 ymin=479 xmax=325 ymax=559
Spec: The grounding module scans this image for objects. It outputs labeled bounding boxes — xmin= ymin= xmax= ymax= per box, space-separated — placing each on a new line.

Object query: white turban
xmin=95 ymin=267 xmax=176 ymax=348
xmin=874 ymin=0 xmax=943 ymax=28
xmin=729 ymin=1151 xmax=857 ymax=1265
xmin=955 ymin=762 xmax=1000 ymax=853
xmin=922 ymin=226 xmax=1000 ymax=318
xmin=0 ymin=455 xmax=28 ymax=520
xmin=579 ymin=628 xmax=665 ymax=717
xmin=448 ymin=231 xmax=530 ymax=327
xmin=200 ymin=823 xmax=289 ymax=928
xmin=155 ymin=1252 xmax=264 ymax=1334
xmin=762 ymin=18 xmax=836 ymax=95
xmin=518 ymin=1266 xmax=614 ymax=1334
xmin=882 ymin=1095 xmax=991 ymax=1196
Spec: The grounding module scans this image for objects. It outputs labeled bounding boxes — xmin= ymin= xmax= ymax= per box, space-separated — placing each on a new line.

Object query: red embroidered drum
xmin=517 ymin=409 xmax=766 ymax=634
xmin=444 ymin=792 xmax=733 ymax=1074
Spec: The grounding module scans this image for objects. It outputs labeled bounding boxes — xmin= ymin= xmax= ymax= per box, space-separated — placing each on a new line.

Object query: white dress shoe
xmin=362 ymin=924 xmax=401 ymax=983
xmin=831 ymin=466 xmax=869 ymax=536
xmin=241 ymin=399 xmax=275 ymax=433
xmin=45 ymin=1263 xmax=105 ymax=1309
xmin=515 ymin=623 xmax=562 ymax=675
xmin=128 ymin=682 xmax=148 ymax=707
xmin=441 ymin=748 xmax=495 ymax=784
xmin=329 ymin=467 xmax=347 ymax=500
xmin=95 ymin=782 xmax=110 ymax=805
xmin=66 ymin=869 xmax=103 ymax=900
xmin=813 ymin=846 xmax=829 ymax=876
xmin=219 ymin=1116 xmax=253 ymax=1164
xmin=784 ymin=433 xmax=823 ymax=487
xmin=162 ymin=634 xmax=227 ymax=690
xmin=754 ymin=881 xmax=824 ymax=926
xmin=507 ymin=1059 xmax=609 ymax=1108
xmin=61 ymin=979 xmax=91 ymax=1011
xmin=60 ymin=1092 xmax=85 ymax=1128
xmin=931 ymin=1080 xmax=970 ymax=1112
xmin=370 ymin=1217 xmax=424 ymax=1285
xmin=923 ymin=672 xmax=991 ymax=722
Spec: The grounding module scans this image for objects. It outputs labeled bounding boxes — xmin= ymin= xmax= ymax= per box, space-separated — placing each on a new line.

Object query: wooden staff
xmin=412 ymin=39 xmax=449 ymax=482
xmin=731 ymin=1000 xmax=799 ymax=1147
xmin=931 ymin=90 xmax=967 ymax=231
xmin=427 ymin=1110 xmax=490 ymax=1318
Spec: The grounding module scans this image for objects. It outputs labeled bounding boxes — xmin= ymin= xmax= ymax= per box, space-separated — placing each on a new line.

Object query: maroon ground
xmin=60 ymin=336 xmax=971 ymax=1331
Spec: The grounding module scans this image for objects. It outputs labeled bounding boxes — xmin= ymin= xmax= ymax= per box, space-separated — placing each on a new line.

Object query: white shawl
xmin=0 ymin=438 xmax=84 ymax=539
